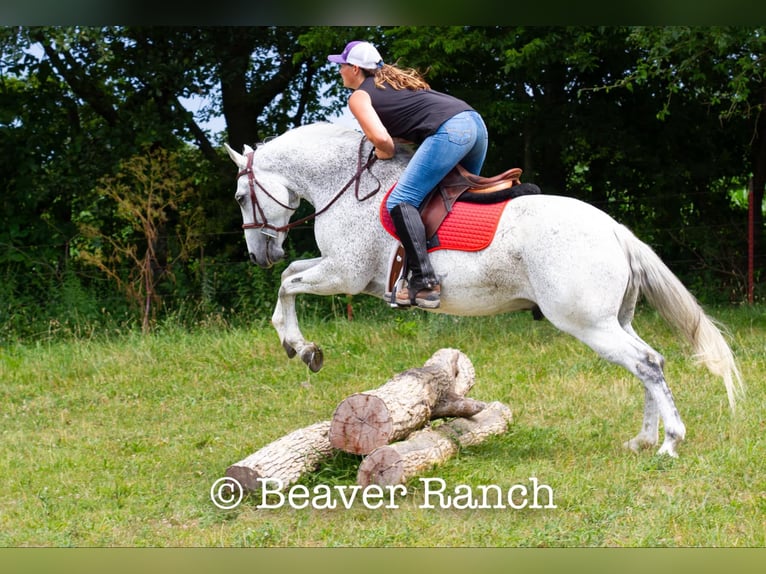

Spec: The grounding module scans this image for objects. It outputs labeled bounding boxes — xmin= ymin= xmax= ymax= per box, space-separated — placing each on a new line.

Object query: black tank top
xmin=357 ymin=76 xmax=473 ymax=144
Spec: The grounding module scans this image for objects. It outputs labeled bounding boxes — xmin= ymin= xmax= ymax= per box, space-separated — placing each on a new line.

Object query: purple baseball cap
xmin=327 ymin=41 xmax=383 ymax=69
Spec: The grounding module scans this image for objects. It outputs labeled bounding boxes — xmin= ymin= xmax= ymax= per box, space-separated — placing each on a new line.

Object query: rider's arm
xmin=348 ymin=90 xmax=395 ymax=160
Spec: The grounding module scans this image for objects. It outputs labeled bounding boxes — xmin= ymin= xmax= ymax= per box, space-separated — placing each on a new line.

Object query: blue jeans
xmin=386 ymin=110 xmax=488 ymax=212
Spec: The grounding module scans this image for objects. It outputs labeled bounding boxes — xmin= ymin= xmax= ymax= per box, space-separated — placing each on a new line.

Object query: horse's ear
xmin=223 ymin=143 xmax=246 ymax=168
xmin=243 ymin=144 xmax=255 ymax=155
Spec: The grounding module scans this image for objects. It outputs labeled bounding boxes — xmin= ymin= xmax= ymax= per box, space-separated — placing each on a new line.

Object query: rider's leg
xmin=389 ymin=202 xmax=440 ymax=308
xmin=385 ymin=111 xmax=487 ymax=309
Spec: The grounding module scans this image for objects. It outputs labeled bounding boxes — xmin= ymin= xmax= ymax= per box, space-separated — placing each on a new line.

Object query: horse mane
xmin=277 ymin=122 xmax=359 ymax=141
xmin=250 ymin=123 xmax=359 ymax=156
xmin=251 ymin=122 xmax=412 ymax=172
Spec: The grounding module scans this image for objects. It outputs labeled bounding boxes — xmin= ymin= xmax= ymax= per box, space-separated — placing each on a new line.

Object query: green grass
xmin=1 ymin=305 xmax=765 ymax=547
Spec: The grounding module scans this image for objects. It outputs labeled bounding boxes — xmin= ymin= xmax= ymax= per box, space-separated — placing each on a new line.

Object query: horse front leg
xmin=270 ymin=257 xmax=355 ymax=372
xmin=271 ymin=258 xmax=322 ymax=367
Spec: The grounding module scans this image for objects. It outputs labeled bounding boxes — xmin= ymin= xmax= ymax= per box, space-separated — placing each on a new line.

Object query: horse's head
xmin=224 ymin=142 xmax=297 ymax=268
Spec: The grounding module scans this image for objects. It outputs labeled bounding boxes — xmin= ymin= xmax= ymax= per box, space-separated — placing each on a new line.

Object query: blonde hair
xmin=366 ymin=63 xmax=430 ymax=91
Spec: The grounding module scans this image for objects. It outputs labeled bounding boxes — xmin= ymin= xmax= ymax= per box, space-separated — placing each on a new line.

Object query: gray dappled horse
xmin=225 ymin=122 xmax=743 ymax=458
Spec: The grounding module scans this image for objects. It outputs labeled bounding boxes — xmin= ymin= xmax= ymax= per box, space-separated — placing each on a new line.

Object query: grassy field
xmin=1 ymin=304 xmax=764 ymax=547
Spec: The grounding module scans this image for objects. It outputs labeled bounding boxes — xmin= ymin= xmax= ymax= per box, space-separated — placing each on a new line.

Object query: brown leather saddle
xmin=421 ymin=164 xmax=526 ymax=242
xmin=385 ymin=164 xmax=540 ymax=304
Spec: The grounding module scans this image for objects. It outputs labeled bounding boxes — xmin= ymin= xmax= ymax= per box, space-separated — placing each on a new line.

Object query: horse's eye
xmin=235 ymin=192 xmax=247 ymax=206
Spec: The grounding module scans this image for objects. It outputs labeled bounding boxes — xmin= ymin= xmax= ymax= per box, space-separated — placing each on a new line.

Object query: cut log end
xmin=329 ymin=393 xmax=393 ymax=454
xmin=225 ymin=464 xmax=261 ymax=493
xmin=357 ymin=447 xmax=404 ymax=486
xmin=424 ymin=348 xmax=476 ymax=396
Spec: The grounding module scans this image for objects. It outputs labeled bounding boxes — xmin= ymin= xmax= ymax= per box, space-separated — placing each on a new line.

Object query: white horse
xmin=224 ymin=122 xmax=743 ymax=457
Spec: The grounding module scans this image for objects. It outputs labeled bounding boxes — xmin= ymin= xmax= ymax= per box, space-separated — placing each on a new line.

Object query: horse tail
xmin=614 ymin=224 xmax=744 ymax=411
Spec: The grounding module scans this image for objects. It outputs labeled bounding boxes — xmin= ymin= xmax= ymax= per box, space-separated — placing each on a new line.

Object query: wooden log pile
xmin=226 ymin=348 xmax=512 ymax=492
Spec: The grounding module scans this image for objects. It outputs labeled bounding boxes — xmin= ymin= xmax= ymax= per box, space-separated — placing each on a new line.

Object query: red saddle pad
xmin=380 ymin=185 xmax=510 ymax=252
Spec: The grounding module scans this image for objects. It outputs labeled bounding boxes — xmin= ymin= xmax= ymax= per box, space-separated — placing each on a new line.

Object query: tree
xmin=614 ymin=26 xmax=766 ymax=287
xmin=1 ymin=26 xmax=353 ymax=335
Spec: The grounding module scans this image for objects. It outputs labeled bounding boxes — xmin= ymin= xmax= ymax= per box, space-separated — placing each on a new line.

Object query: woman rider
xmin=328 ymin=40 xmax=488 ymax=309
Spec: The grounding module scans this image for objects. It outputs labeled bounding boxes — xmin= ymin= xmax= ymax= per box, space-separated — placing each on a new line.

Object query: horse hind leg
xmin=624 ymin=387 xmax=660 ymax=453
xmin=559 ymin=320 xmax=686 ymax=457
xmin=615 ymin=285 xmax=665 ymax=453
xmin=633 ymin=350 xmax=686 ymax=457
xmin=615 ymin=330 xmax=684 ymax=457
xmin=620 ymin=323 xmax=663 ymax=452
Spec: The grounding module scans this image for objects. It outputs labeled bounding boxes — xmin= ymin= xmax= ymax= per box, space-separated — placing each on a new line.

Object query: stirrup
xmin=385 ymin=276 xmax=411 ymax=309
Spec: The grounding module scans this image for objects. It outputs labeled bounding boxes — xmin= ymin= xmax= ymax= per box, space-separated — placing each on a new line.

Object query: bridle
xmin=238 ymin=136 xmax=380 ymax=235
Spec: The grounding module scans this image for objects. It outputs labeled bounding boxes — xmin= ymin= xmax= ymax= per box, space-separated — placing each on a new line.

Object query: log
xmin=226 ymin=420 xmax=334 ymax=493
xmin=329 ymin=348 xmax=485 ymax=455
xmin=357 ymin=401 xmax=513 ymax=486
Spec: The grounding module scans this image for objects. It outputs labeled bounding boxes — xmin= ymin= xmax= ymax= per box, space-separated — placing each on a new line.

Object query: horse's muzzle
xmin=249 ymin=251 xmax=275 ymax=269
xmin=249 ymin=243 xmax=284 ymax=269
xmin=245 ymin=228 xmax=285 ymax=268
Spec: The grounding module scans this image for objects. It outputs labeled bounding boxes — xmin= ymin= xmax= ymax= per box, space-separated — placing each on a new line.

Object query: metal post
xmin=748 ymin=177 xmax=754 ymax=304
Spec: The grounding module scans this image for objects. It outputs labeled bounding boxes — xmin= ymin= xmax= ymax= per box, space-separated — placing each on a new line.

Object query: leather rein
xmin=238 ymin=137 xmax=380 ymax=235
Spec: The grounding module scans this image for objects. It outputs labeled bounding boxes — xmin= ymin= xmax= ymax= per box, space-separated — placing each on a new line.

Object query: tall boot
xmin=389 ymin=202 xmax=441 ymax=309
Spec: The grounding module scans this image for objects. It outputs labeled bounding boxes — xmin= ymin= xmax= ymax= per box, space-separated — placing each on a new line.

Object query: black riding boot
xmin=389 ymin=202 xmax=441 ymax=309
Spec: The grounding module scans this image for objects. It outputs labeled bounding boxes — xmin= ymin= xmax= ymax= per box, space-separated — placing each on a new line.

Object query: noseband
xmin=238 ymin=137 xmax=380 ymax=235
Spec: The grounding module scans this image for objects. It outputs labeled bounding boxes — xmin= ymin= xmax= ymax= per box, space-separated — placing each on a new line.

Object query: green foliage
xmin=625 ymin=27 xmax=766 ymax=123
xmin=74 ymin=146 xmax=204 ymax=333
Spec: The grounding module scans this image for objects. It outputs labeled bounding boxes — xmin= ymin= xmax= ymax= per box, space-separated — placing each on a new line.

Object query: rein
xmin=239 ymin=136 xmax=380 ymax=234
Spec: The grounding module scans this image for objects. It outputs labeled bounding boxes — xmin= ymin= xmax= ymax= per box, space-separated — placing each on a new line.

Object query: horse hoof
xmin=623 ymin=440 xmax=639 ymax=453
xmin=301 ymin=346 xmax=324 ymax=372
xmin=282 ymin=340 xmax=297 ymax=359
xmin=623 ymin=437 xmax=654 ymax=453
xmin=657 ymin=444 xmax=679 ymax=458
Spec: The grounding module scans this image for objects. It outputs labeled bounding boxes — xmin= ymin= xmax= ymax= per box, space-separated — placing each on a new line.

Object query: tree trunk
xmin=328 ymin=349 xmax=484 ymax=455
xmin=357 ymin=401 xmax=513 ymax=487
xmin=225 ymin=421 xmax=334 ymax=493
xmin=218 ymin=30 xmax=260 ymax=153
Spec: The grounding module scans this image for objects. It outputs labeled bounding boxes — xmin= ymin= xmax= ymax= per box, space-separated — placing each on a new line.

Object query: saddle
xmin=421 ymin=164 xmax=528 ymax=243
xmin=385 ymin=164 xmax=541 ymax=303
